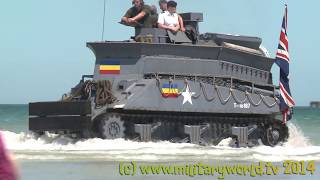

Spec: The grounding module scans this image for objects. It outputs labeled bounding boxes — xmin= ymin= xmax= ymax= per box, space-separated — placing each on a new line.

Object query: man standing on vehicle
xmin=121 ymin=0 xmax=155 ymax=28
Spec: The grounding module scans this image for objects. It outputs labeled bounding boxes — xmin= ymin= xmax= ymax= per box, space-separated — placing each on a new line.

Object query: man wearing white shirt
xmin=157 ymin=1 xmax=182 ymax=33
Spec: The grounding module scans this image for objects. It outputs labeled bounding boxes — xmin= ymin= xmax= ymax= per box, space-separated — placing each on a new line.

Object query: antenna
xmin=101 ymin=0 xmax=106 ymax=41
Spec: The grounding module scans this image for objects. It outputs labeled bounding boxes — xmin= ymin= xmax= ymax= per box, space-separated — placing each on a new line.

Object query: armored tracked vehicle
xmin=29 ymin=13 xmax=289 ymax=147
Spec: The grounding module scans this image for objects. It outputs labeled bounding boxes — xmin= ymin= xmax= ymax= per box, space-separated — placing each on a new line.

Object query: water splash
xmin=1 ymin=123 xmax=319 ymax=162
xmin=250 ymin=122 xmax=320 ymax=162
xmin=284 ymin=122 xmax=311 ymax=147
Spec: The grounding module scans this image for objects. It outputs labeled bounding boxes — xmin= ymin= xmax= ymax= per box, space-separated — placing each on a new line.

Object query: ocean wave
xmin=1 ymin=122 xmax=320 ymax=162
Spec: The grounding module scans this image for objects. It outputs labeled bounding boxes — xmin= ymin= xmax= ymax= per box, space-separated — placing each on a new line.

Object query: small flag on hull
xmin=162 ymin=84 xmax=179 ymax=98
xmin=275 ymin=5 xmax=295 ymax=124
xmin=99 ymin=60 xmax=120 ymax=75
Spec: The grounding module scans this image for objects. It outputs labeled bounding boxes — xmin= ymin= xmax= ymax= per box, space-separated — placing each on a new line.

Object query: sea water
xmin=0 ymin=105 xmax=319 ymax=179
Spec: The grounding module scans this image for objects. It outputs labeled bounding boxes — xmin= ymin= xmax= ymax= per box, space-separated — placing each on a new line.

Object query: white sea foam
xmin=2 ymin=123 xmax=320 ymax=162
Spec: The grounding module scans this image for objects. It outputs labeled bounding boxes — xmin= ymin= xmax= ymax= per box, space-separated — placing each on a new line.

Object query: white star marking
xmin=182 ymin=85 xmax=195 ymax=105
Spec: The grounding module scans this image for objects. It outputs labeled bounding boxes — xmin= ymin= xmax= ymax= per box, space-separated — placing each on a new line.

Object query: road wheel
xmin=99 ymin=114 xmax=125 ymax=139
xmin=261 ymin=120 xmax=288 ymax=147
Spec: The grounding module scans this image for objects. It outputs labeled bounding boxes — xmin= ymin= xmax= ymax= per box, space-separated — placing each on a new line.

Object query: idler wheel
xmin=261 ymin=121 xmax=288 ymax=147
xmin=99 ymin=114 xmax=125 ymax=139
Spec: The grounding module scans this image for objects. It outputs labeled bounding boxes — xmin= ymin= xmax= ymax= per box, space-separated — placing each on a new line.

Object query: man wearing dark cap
xmin=158 ymin=0 xmax=185 ymax=32
xmin=121 ymin=0 xmax=155 ymax=28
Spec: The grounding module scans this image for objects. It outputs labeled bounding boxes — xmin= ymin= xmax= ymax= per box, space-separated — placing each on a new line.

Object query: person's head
xmin=167 ymin=1 xmax=177 ymax=14
xmin=132 ymin=0 xmax=144 ymax=10
xmin=159 ymin=0 xmax=167 ymax=11
xmin=150 ymin=5 xmax=157 ymax=14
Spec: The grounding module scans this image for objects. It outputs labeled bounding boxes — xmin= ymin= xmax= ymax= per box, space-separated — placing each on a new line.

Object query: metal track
xmin=95 ymin=111 xmax=281 ymax=145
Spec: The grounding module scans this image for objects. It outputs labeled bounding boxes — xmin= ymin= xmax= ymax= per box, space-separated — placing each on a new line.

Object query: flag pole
xmin=275 ymin=4 xmax=295 ymax=124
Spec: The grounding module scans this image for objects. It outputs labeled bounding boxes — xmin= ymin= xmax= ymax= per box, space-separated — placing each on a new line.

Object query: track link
xmin=93 ymin=111 xmax=288 ymax=146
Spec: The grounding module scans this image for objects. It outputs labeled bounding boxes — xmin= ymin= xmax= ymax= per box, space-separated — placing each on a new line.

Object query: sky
xmin=0 ymin=0 xmax=319 ymax=106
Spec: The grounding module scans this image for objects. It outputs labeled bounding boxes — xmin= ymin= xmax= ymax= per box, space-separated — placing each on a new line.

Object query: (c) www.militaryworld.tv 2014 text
xmin=119 ymin=160 xmax=316 ymax=179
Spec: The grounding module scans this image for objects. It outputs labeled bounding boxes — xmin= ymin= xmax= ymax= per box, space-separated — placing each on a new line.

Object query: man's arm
xmin=128 ymin=11 xmax=146 ymax=23
xmin=158 ymin=23 xmax=179 ymax=32
xmin=121 ymin=9 xmax=132 ymax=24
xmin=158 ymin=23 xmax=172 ymax=30
xmin=178 ymin=15 xmax=185 ymax=32
xmin=121 ymin=16 xmax=129 ymax=23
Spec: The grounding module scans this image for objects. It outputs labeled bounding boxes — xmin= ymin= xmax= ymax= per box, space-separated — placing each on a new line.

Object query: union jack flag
xmin=275 ymin=5 xmax=295 ymax=124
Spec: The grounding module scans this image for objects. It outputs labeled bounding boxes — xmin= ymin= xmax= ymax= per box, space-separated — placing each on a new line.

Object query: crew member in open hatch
xmin=121 ymin=0 xmax=155 ymax=28
xmin=158 ymin=1 xmax=184 ymax=33
xmin=158 ymin=0 xmax=185 ymax=32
